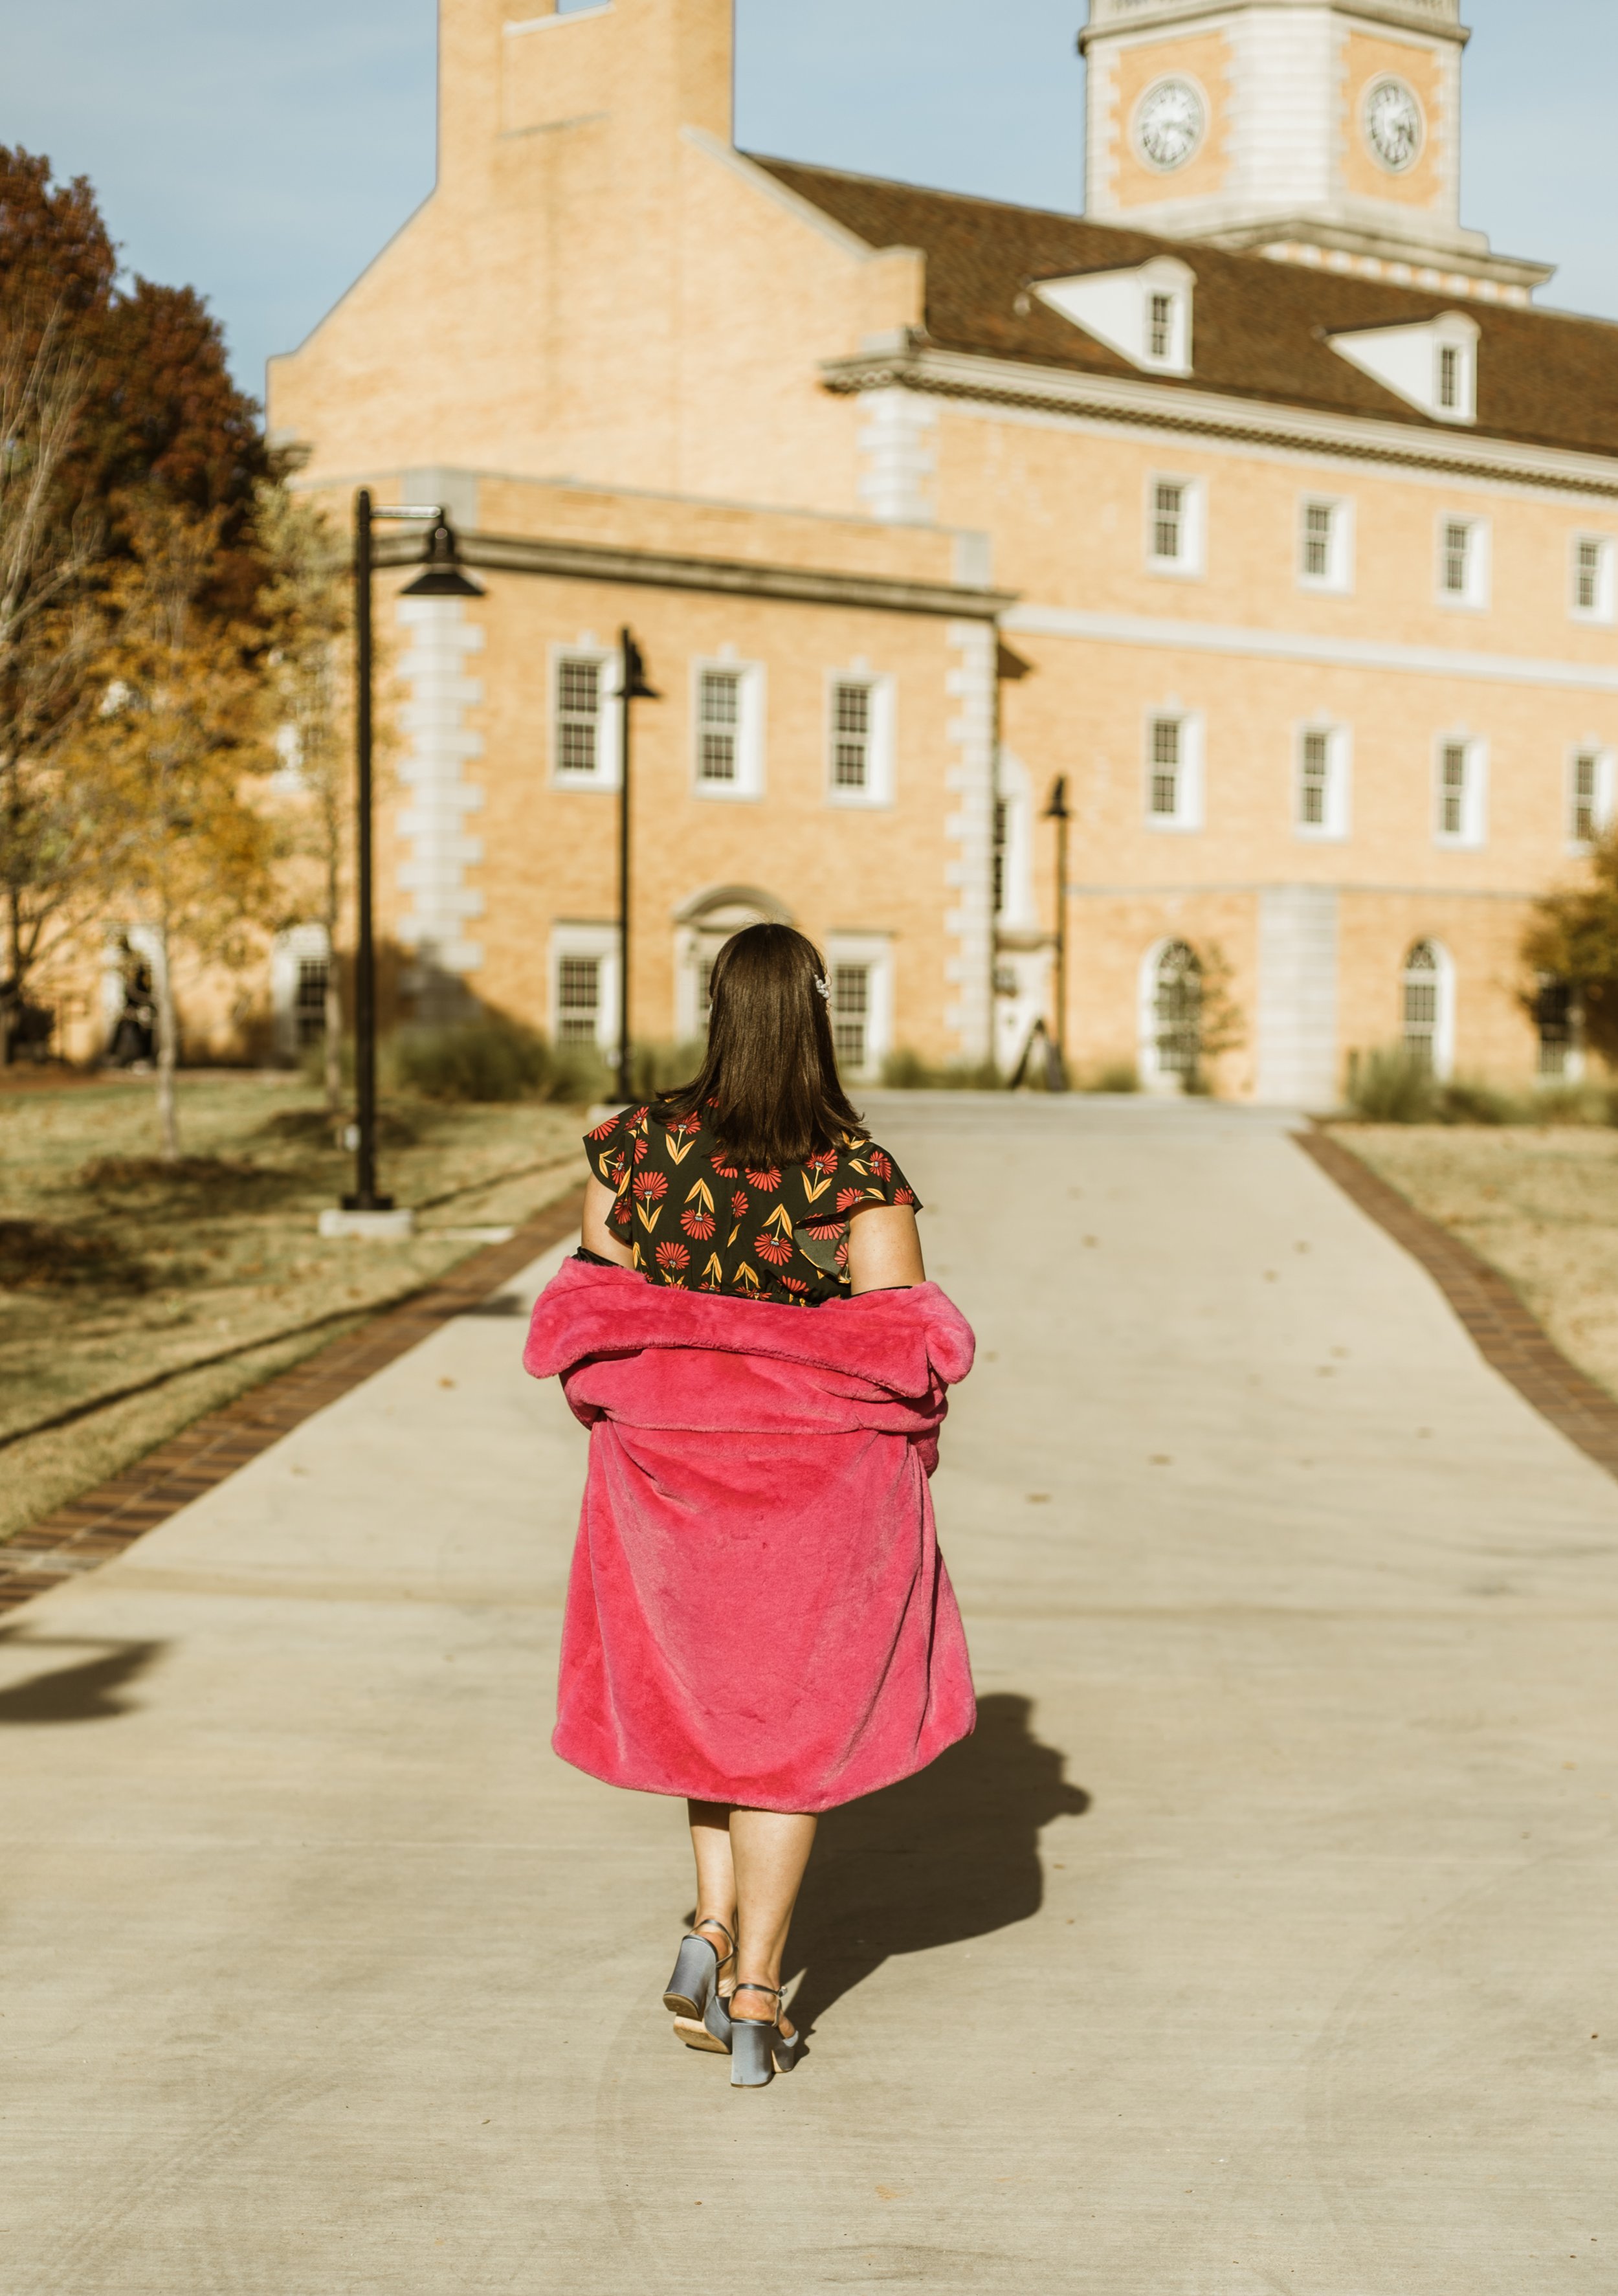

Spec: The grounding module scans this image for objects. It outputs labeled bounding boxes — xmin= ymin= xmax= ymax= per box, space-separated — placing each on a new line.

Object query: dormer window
xmin=1148 ymin=293 xmax=1174 ymax=361
xmin=1328 ymin=311 xmax=1478 ymax=425
xmin=1034 ymin=255 xmax=1194 ymax=378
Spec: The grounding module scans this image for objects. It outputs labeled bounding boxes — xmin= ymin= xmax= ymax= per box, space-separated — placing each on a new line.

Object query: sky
xmin=6 ymin=1 xmax=1615 ymax=403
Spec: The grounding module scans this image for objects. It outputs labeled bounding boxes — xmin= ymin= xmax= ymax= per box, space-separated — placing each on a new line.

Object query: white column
xmin=1256 ymin=884 xmax=1340 ymax=1107
xmin=944 ymin=621 xmax=997 ymax=1064
xmin=393 ymin=596 xmax=487 ymax=989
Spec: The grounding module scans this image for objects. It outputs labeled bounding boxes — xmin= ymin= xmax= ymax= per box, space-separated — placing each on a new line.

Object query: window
xmin=294 ymin=957 xmax=328 ymax=1048
xmin=830 ymin=681 xmax=870 ymax=790
xmin=1435 ymin=736 xmax=1485 ymax=845
xmin=1294 ymin=724 xmax=1349 ymax=838
xmin=1153 ymin=482 xmax=1184 ymax=563
xmin=1569 ymin=747 xmax=1614 ymax=847
xmin=1147 ymin=474 xmax=1202 ymax=574
xmin=1147 ymin=292 xmax=1174 ymax=361
xmin=1145 ymin=711 xmax=1202 ymax=829
xmin=992 ymin=797 xmax=1008 ymax=917
xmin=825 ymin=672 xmax=894 ymax=805
xmin=551 ymin=647 xmax=617 ymax=783
xmin=1571 ymin=535 xmax=1615 ymax=622
xmin=1535 ymin=978 xmax=1579 ymax=1079
xmin=830 ymin=963 xmax=870 ymax=1070
xmin=1437 ymin=515 xmax=1488 ymax=608
xmin=1437 ymin=344 xmax=1460 ymax=412
xmin=1299 ymin=731 xmax=1330 ymax=826
xmin=1441 ymin=520 xmax=1471 ymax=596
xmin=557 ymin=955 xmax=601 ymax=1044
xmin=697 ymin=669 xmax=740 ymax=784
xmin=1148 ymin=941 xmax=1202 ymax=1082
xmin=1151 ymin=717 xmax=1181 ymax=816
xmin=1402 ymin=941 xmax=1440 ymax=1072
xmin=1298 ymin=496 xmax=1351 ymax=592
xmin=691 ymin=658 xmax=764 ymax=797
xmin=551 ymin=926 xmax=617 ymax=1051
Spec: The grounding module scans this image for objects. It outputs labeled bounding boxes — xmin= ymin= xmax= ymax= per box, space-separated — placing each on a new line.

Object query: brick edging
xmin=0 ymin=1187 xmax=584 ymax=1616
xmin=1295 ymin=1128 xmax=1618 ymax=1481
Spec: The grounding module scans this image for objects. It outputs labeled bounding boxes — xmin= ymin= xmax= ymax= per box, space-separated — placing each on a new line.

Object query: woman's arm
xmin=581 ymin=1174 xmax=637 ymax=1269
xmin=846 ymin=1203 xmax=925 ymax=1294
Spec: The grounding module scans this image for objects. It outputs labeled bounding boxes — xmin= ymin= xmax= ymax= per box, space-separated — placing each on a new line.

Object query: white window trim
xmin=549 ymin=922 xmax=620 ymax=1055
xmin=1296 ymin=495 xmax=1354 ymax=596
xmin=1432 ymin=733 xmax=1488 ymax=850
xmin=824 ymin=933 xmax=893 ymax=1080
xmin=825 ymin=667 xmax=896 ymax=808
xmin=1033 ymin=254 xmax=1194 ymax=379
xmin=269 ymin=922 xmax=333 ymax=1062
xmin=1566 ymin=743 xmax=1616 ymax=852
xmin=1569 ymin=533 xmax=1617 ymax=626
xmin=1435 ymin=513 xmax=1490 ymax=612
xmin=1294 ymin=722 xmax=1351 ymax=841
xmin=691 ymin=654 xmax=766 ymax=801
xmin=1146 ymin=473 xmax=1206 ymax=579
xmin=549 ymin=641 xmax=621 ymax=788
xmin=1143 ymin=706 xmax=1204 ymax=833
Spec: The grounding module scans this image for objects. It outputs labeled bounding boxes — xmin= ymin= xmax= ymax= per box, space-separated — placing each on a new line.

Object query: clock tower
xmin=1079 ymin=0 xmax=1551 ymax=301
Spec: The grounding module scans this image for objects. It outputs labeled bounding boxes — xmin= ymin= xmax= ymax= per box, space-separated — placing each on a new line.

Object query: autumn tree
xmin=1520 ymin=826 xmax=1618 ymax=1068
xmin=0 ymin=146 xmax=269 ymax=1058
xmin=83 ymin=495 xmax=278 ymax=1155
xmin=256 ymin=478 xmax=350 ymax=1117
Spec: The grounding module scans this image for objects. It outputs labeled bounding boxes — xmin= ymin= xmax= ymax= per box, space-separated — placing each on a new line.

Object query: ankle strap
xmin=692 ymin=1917 xmax=736 ymax=1960
xmin=730 ymin=1978 xmax=782 ymax=2001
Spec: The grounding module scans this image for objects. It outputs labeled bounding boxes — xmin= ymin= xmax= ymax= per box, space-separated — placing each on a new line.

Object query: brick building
xmin=261 ymin=0 xmax=1618 ymax=1097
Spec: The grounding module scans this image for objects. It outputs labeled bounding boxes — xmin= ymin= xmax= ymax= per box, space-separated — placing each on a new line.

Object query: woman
xmin=524 ymin=924 xmax=975 ymax=2086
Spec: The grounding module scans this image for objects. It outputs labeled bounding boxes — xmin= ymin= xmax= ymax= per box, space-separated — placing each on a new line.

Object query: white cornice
xmin=820 ymin=348 xmax=1618 ymax=500
xmin=1003 ymin=602 xmax=1618 ymax=693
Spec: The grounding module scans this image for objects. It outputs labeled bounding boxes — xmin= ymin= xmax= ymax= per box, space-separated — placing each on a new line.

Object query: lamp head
xmin=400 ymin=517 xmax=485 ymax=598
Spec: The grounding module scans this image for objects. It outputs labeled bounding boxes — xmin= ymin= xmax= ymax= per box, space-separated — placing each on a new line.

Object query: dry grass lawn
xmin=0 ymin=1070 xmax=586 ymax=1544
xmin=1333 ymin=1122 xmax=1618 ymax=1401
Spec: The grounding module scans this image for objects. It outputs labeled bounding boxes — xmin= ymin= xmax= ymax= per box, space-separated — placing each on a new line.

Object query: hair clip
xmin=813 ymin=975 xmax=831 ymax=1000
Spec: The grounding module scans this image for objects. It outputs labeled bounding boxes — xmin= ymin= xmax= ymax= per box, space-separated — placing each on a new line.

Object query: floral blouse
xmin=584 ymin=1102 xmax=921 ymax=1306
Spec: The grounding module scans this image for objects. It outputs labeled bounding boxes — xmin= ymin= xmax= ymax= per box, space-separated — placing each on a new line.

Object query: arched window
xmin=1402 ymin=940 xmax=1454 ymax=1077
xmin=1139 ymin=939 xmax=1202 ymax=1085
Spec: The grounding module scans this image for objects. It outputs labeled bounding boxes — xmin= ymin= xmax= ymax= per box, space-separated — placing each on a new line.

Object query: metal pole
xmin=615 ymin=626 xmax=632 ymax=1102
xmin=345 ymin=489 xmax=389 ymax=1210
xmin=1054 ymin=803 xmax=1069 ymax=1082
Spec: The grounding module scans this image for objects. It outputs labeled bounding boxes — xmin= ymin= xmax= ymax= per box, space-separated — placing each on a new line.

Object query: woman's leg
xmin=729 ymin=1807 xmax=817 ymax=2040
xmin=687 ymin=1799 xmax=738 ymax=1982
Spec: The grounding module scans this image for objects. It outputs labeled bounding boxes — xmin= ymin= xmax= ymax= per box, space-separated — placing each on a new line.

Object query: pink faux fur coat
xmin=523 ymin=1257 xmax=977 ymax=1813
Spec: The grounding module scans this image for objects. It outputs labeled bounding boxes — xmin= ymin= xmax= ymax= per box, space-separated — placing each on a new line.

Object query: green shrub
xmin=628 ymin=1040 xmax=707 ymax=1098
xmin=1435 ymin=1076 xmax=1516 ymax=1125
xmin=388 ymin=1017 xmax=604 ymax=1104
xmin=1347 ymin=1045 xmax=1438 ymax=1122
xmin=881 ymin=1047 xmax=937 ymax=1089
xmin=1087 ymin=1060 xmax=1140 ymax=1095
xmin=1526 ymin=1081 xmax=1618 ymax=1126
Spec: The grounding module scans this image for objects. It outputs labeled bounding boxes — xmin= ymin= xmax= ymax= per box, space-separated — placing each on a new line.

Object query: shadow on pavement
xmin=0 ymin=1630 xmax=167 ymax=1724
xmin=784 ymin=1691 xmax=1091 ymax=2034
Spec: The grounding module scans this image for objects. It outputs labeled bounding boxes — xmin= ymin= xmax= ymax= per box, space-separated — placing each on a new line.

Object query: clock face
xmin=1364 ymin=76 xmax=1424 ymax=173
xmin=1135 ymin=78 xmax=1205 ymax=173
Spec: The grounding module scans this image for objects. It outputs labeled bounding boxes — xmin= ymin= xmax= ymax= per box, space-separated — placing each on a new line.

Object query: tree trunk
xmin=152 ymin=921 xmax=180 ymax=1159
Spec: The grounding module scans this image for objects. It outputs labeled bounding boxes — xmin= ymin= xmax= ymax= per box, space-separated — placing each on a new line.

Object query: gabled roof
xmin=753 ymin=157 xmax=1618 ymax=463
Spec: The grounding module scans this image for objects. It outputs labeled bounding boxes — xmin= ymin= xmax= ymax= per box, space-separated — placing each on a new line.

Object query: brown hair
xmin=661 ymin=923 xmax=863 ymax=1167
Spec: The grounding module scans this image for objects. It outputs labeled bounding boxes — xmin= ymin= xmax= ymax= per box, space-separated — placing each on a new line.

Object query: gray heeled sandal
xmin=661 ymin=1917 xmax=735 ymax=2018
xmin=726 ymin=1981 xmax=804 ymax=2088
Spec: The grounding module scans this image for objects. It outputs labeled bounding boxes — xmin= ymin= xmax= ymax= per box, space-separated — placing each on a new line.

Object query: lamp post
xmin=614 ymin=626 xmax=659 ymax=1103
xmin=337 ymin=491 xmax=483 ymax=1229
xmin=1043 ymin=774 xmax=1071 ymax=1092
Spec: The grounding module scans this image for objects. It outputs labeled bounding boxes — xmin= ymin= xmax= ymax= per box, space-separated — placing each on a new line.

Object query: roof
xmin=753 ymin=157 xmax=1618 ymax=463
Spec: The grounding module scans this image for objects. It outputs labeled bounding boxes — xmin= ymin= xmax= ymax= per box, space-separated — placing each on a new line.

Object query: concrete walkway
xmin=3 ymin=1096 xmax=1615 ymax=2295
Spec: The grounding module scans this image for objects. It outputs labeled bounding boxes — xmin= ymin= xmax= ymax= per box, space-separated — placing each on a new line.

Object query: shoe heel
xmin=771 ymin=2027 xmax=803 ymax=2075
xmin=729 ymin=2022 xmax=775 ymax=2088
xmin=662 ymin=1935 xmax=715 ymax=2018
